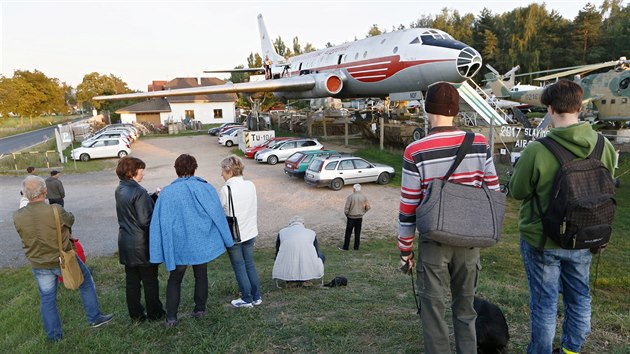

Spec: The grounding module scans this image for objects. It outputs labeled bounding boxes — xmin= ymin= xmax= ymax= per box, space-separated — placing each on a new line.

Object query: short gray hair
xmin=220 ymin=155 xmax=244 ymax=176
xmin=353 ymin=184 xmax=361 ymax=192
xmin=22 ymin=175 xmax=46 ymax=200
xmin=289 ymin=215 xmax=304 ymax=226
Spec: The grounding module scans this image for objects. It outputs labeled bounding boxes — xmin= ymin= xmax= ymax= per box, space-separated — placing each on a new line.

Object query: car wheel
xmin=331 ymin=178 xmax=344 ymax=191
xmin=80 ymin=153 xmax=90 ymax=162
xmin=412 ymin=128 xmax=425 ymax=141
xmin=267 ymin=155 xmax=278 ymax=165
xmin=118 ymin=150 xmax=128 ymax=158
xmin=377 ymin=172 xmax=391 ymax=185
xmin=226 ymin=140 xmax=234 ymax=147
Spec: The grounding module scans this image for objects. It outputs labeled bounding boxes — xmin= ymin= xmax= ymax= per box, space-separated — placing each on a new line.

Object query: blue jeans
xmin=227 ymin=238 xmax=261 ymax=303
xmin=32 ymin=257 xmax=103 ymax=341
xmin=520 ymin=238 xmax=592 ymax=353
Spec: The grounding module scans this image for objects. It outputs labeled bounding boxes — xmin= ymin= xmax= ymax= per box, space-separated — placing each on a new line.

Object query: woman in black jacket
xmin=115 ymin=157 xmax=165 ymax=321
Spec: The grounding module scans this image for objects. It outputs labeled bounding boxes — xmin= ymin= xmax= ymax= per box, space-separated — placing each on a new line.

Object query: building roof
xmin=115 ymin=98 xmax=171 ymax=114
xmin=165 ymin=77 xmax=238 ymax=103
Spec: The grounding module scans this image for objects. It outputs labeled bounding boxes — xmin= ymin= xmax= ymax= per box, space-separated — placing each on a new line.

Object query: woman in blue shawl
xmin=150 ymin=154 xmax=233 ymax=327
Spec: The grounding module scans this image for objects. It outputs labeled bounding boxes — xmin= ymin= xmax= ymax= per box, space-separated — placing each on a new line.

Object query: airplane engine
xmin=275 ymin=73 xmax=344 ymax=99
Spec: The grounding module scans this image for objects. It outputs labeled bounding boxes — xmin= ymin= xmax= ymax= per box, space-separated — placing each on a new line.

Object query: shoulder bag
xmin=226 ymin=185 xmax=242 ymax=243
xmin=53 ymin=206 xmax=84 ymax=290
xmin=416 ymin=132 xmax=506 ymax=248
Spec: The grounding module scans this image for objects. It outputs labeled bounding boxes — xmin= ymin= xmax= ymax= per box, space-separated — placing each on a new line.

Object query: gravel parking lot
xmin=0 ymin=135 xmax=401 ymax=268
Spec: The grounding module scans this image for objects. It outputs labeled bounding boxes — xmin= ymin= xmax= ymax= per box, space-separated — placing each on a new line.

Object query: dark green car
xmin=283 ymin=150 xmax=341 ymax=178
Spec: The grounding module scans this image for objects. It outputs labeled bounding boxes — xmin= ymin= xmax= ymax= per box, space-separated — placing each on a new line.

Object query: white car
xmin=218 ymin=128 xmax=244 ymax=147
xmin=255 ymin=138 xmax=323 ymax=165
xmin=304 ymin=155 xmax=396 ymax=190
xmin=70 ymin=137 xmax=130 ymax=162
xmin=82 ymin=131 xmax=131 ymax=147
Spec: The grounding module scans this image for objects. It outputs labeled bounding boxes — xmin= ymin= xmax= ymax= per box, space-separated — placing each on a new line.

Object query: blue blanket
xmin=150 ymin=176 xmax=233 ymax=271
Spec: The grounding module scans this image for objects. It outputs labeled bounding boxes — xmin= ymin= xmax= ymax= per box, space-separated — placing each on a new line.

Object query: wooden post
xmin=344 ymin=113 xmax=349 ymax=146
xmin=379 ymin=115 xmax=384 ymax=150
xmin=322 ymin=113 xmax=327 ymax=137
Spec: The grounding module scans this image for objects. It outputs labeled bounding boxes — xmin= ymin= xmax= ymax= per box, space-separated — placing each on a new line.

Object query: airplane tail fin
xmin=484 ymin=72 xmax=511 ymax=98
xmin=257 ymin=14 xmax=285 ymax=65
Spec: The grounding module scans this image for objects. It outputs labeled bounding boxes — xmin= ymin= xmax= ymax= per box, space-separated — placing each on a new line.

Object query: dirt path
xmin=0 ymin=135 xmax=401 ymax=268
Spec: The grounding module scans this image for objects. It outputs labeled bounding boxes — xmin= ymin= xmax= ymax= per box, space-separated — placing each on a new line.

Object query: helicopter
xmin=485 ymin=57 xmax=630 ymax=128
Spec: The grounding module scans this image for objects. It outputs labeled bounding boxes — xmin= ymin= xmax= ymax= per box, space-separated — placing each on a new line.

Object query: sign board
xmin=238 ymin=130 xmax=276 ymax=152
xmin=390 ymin=91 xmax=423 ymax=102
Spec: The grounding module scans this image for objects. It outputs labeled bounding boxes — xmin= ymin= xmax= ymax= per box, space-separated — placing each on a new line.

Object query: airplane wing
xmin=94 ymin=72 xmax=344 ymax=101
xmin=203 ymin=67 xmax=265 ymax=74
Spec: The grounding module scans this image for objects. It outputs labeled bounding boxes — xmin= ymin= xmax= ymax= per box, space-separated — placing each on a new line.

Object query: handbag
xmin=226 ymin=185 xmax=241 ymax=243
xmin=53 ymin=206 xmax=84 ymax=290
xmin=416 ymin=132 xmax=506 ymax=248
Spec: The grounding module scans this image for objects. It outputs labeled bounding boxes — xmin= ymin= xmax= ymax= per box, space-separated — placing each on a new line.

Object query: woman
xmin=219 ymin=155 xmax=262 ymax=308
xmin=150 ymin=154 xmax=233 ymax=327
xmin=115 ymin=157 xmax=165 ymax=322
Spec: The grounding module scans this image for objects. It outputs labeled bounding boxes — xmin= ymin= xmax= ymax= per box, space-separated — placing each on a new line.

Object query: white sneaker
xmin=252 ymin=298 xmax=263 ymax=306
xmin=230 ymin=298 xmax=253 ymax=308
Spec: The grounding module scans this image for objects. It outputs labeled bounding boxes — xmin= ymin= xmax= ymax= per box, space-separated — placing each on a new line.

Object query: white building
xmin=116 ymin=77 xmax=238 ymax=125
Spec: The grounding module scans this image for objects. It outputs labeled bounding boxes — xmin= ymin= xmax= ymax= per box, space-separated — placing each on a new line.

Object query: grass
xmin=2 ymin=135 xmax=629 ymax=352
xmin=0 ymin=115 xmax=78 ymax=138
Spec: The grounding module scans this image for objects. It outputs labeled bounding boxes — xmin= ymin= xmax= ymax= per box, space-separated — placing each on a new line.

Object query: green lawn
xmin=1 ymin=148 xmax=628 ymax=353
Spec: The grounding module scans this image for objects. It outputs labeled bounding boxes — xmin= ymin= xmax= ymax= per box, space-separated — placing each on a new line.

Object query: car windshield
xmin=287 ymin=153 xmax=304 ymax=163
xmin=268 ymin=140 xmax=285 ymax=149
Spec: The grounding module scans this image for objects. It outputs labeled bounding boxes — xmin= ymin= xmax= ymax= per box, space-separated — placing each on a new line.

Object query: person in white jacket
xmin=219 ymin=155 xmax=262 ymax=308
xmin=272 ymin=216 xmax=325 ymax=285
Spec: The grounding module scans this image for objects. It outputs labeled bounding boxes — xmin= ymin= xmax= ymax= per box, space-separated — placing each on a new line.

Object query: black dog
xmin=474 ymin=296 xmax=510 ymax=354
xmin=323 ymin=276 xmax=348 ymax=287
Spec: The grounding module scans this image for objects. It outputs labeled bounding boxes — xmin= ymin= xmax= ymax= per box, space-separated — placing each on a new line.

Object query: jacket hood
xmin=547 ymin=122 xmax=599 ymax=159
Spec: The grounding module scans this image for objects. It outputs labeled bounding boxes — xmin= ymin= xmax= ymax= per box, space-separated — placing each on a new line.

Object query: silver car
xmin=304 ymin=155 xmax=395 ymax=190
xmin=255 ymin=138 xmax=323 ymax=165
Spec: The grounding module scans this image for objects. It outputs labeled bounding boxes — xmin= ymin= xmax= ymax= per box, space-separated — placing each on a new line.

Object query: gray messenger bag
xmin=416 ymin=132 xmax=506 ymax=248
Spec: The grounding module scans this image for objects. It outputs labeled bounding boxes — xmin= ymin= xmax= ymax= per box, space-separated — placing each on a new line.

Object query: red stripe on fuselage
xmin=289 ymin=56 xmax=453 ymax=83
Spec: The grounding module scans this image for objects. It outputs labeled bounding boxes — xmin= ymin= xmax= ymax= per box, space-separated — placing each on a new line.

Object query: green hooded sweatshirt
xmin=509 ymin=122 xmax=617 ymax=249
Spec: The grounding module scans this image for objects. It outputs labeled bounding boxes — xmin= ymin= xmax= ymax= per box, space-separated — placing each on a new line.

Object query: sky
xmin=1 ymin=0 xmax=605 ymax=91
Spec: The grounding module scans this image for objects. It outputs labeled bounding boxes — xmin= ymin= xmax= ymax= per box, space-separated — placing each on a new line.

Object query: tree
xmin=76 ymin=72 xmax=130 ymax=110
xmin=303 ymin=43 xmax=316 ymax=53
xmin=292 ymin=37 xmax=302 ymax=55
xmin=229 ymin=65 xmax=249 ymax=84
xmin=273 ymin=36 xmax=292 ymax=57
xmin=573 ymin=3 xmax=605 ymax=62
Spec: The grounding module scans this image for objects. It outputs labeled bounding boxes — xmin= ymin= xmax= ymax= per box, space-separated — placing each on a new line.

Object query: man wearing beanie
xmin=397 ymin=82 xmax=500 ymax=353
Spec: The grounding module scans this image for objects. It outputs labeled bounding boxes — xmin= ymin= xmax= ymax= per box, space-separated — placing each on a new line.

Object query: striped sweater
xmin=398 ymin=127 xmax=500 ymax=254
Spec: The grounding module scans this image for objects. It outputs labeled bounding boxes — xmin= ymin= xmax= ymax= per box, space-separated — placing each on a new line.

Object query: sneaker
xmin=165 ymin=318 xmax=178 ymax=328
xmin=252 ymin=298 xmax=263 ymax=306
xmin=90 ymin=313 xmax=114 ymax=328
xmin=338 ymin=247 xmax=348 ymax=251
xmin=230 ymin=298 xmax=254 ymax=308
xmin=191 ymin=310 xmax=205 ymax=318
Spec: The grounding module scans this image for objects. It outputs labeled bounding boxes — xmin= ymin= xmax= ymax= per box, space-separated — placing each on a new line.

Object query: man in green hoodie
xmin=509 ymin=80 xmax=617 ymax=354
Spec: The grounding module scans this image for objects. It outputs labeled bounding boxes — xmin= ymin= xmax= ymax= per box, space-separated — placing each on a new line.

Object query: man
xmin=45 ymin=170 xmax=65 ymax=206
xmin=13 ymin=175 xmax=113 ymax=342
xmin=397 ymin=82 xmax=500 ymax=354
xmin=27 ymin=166 xmax=36 ymax=174
xmin=340 ymin=184 xmax=370 ymax=250
xmin=509 ymin=80 xmax=616 ymax=354
xmin=273 ymin=216 xmax=325 ymax=286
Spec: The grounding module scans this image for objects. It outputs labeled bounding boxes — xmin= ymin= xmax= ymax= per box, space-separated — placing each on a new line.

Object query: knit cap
xmin=425 ymin=82 xmax=459 ymax=116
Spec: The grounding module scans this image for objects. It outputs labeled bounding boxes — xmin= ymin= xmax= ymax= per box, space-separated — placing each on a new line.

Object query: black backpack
xmin=535 ymin=134 xmax=616 ymax=250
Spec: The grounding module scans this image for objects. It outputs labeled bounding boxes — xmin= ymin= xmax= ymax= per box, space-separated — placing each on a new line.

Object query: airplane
xmin=94 ymin=14 xmax=482 ymax=102
xmin=485 ymin=58 xmax=630 ymax=126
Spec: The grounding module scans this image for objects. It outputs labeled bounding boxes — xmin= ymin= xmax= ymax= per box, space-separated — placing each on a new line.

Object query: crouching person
xmin=13 ymin=176 xmax=113 ymax=342
xmin=273 ymin=216 xmax=325 ymax=286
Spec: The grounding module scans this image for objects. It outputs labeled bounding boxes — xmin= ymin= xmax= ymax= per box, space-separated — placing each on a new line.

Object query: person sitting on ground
xmin=273 ymin=216 xmax=324 ymax=286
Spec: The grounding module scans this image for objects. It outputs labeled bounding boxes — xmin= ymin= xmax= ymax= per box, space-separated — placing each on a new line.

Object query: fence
xmin=0 ymin=150 xmax=62 ymax=173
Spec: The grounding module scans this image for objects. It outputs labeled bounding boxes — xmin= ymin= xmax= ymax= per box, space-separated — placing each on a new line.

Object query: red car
xmin=244 ymin=137 xmax=293 ymax=159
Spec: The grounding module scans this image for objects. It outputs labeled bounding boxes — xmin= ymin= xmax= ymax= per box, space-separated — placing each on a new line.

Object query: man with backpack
xmin=509 ymin=79 xmax=617 ymax=354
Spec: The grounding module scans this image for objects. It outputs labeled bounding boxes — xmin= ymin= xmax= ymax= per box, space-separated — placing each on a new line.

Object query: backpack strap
xmin=537 ymin=136 xmax=575 ymax=164
xmin=443 ymin=132 xmax=475 ymax=181
xmin=589 ymin=134 xmax=605 ymax=160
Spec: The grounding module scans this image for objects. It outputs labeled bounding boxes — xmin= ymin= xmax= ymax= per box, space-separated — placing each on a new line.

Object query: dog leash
xmin=401 ymin=251 xmax=421 ymax=315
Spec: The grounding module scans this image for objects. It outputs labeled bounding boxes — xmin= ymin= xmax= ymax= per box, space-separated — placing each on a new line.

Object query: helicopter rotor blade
xmin=534 ymin=61 xmax=620 ymax=81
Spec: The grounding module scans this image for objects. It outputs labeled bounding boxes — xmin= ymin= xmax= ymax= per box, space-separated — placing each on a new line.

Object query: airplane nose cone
xmin=457 ymin=47 xmax=482 ymax=78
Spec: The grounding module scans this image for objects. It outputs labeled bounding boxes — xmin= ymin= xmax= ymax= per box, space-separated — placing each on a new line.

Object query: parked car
xmin=70 ymin=137 xmax=130 ymax=162
xmin=245 ymin=137 xmax=293 ymax=159
xmin=208 ymin=122 xmax=242 ymax=135
xmin=283 ymin=150 xmax=341 ymax=177
xmin=217 ymin=124 xmax=246 ymax=136
xmin=81 ymin=131 xmax=131 ymax=147
xmin=99 ymin=126 xmax=138 ymax=141
xmin=218 ymin=128 xmax=246 ymax=147
xmin=255 ymin=138 xmax=323 ymax=165
xmin=304 ymin=155 xmax=395 ymax=190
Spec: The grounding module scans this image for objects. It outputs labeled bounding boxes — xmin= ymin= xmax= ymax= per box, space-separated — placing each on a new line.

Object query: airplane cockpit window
xmin=620 ymin=77 xmax=630 ymax=90
xmin=420 ymin=29 xmax=453 ymax=41
xmin=410 ymin=37 xmax=420 ymax=44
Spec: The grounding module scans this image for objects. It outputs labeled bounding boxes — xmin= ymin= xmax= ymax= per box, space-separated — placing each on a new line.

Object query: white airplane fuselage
xmin=270 ymin=28 xmax=482 ymax=99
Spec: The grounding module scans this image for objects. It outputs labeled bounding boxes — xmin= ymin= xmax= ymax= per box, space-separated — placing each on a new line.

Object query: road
xmin=0 ymin=126 xmax=58 ymax=155
xmin=0 ymin=135 xmax=400 ymax=268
